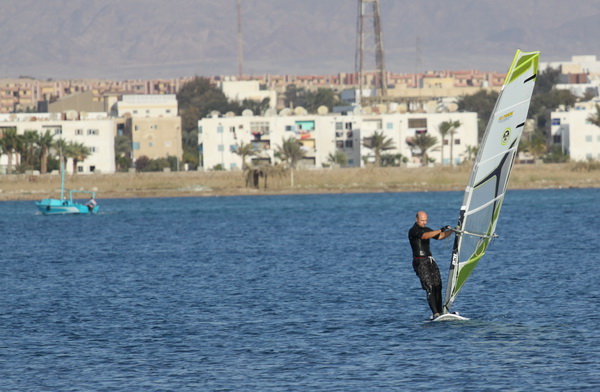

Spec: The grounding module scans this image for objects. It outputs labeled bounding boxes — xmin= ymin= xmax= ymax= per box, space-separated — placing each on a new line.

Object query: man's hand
xmin=440 ymin=225 xmax=452 ymax=232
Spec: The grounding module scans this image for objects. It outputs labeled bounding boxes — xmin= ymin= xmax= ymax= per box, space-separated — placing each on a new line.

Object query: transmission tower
xmin=236 ymin=0 xmax=244 ymax=78
xmin=355 ymin=0 xmax=387 ymax=105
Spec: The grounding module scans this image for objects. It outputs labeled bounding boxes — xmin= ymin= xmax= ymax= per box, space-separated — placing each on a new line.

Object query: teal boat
xmin=35 ymin=163 xmax=99 ymax=215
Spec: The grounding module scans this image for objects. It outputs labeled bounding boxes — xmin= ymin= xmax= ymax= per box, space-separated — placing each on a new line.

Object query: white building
xmin=198 ymin=111 xmax=478 ymax=171
xmin=550 ymin=102 xmax=600 ymax=161
xmin=116 ymin=94 xmax=178 ymax=118
xmin=0 ymin=112 xmax=116 ymax=174
xmin=219 ymin=80 xmax=277 ymax=109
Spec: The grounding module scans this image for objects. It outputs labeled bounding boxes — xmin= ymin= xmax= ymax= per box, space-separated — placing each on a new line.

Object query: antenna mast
xmin=355 ymin=0 xmax=387 ymax=106
xmin=236 ymin=0 xmax=244 ymax=78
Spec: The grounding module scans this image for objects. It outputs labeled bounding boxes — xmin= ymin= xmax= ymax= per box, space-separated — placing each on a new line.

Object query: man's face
xmin=416 ymin=213 xmax=428 ymax=227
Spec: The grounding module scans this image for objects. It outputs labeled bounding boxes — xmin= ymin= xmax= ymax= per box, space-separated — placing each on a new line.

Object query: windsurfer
xmin=408 ymin=211 xmax=452 ymax=319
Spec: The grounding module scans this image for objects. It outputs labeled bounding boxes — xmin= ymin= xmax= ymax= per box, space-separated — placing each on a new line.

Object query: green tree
xmin=53 ymin=137 xmax=69 ymax=173
xmin=304 ymin=88 xmax=342 ymax=113
xmin=68 ymin=142 xmax=91 ymax=174
xmin=413 ymin=134 xmax=439 ymax=166
xmin=457 ymin=90 xmax=498 ymax=140
xmin=1 ymin=127 xmax=21 ymax=174
xmin=37 ymin=130 xmax=54 ymax=174
xmin=587 ymin=104 xmax=600 ymax=127
xmin=114 ymin=134 xmax=132 ymax=172
xmin=327 ymin=150 xmax=348 ymax=167
xmin=177 ymin=77 xmax=230 ymax=169
xmin=362 ymin=130 xmax=395 ymax=167
xmin=232 ymin=140 xmax=256 ymax=170
xmin=275 ymin=136 xmax=306 ymax=186
xmin=438 ymin=120 xmax=461 ymax=166
xmin=21 ymin=130 xmax=38 ymax=169
xmin=464 ymin=145 xmax=478 ymax=162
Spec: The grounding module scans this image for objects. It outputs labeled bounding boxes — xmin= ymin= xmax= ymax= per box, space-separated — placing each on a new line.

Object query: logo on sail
xmin=501 ymin=128 xmax=511 ymax=145
xmin=498 ymin=111 xmax=514 ymax=122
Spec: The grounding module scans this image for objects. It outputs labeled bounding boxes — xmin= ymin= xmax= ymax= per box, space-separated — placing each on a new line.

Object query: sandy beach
xmin=1 ymin=163 xmax=599 ymax=201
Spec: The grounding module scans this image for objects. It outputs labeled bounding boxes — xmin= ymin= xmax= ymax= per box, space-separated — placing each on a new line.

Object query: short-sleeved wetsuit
xmin=408 ymin=222 xmax=443 ymax=315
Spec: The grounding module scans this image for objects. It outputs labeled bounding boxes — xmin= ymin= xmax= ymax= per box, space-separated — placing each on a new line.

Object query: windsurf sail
xmin=443 ymin=49 xmax=539 ymax=313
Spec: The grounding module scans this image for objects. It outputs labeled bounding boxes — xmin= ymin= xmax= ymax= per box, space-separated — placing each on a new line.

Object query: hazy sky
xmin=2 ymin=0 xmax=600 ymax=80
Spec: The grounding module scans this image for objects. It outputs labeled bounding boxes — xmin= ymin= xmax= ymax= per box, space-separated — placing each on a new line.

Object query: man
xmin=408 ymin=211 xmax=452 ymax=319
xmin=86 ymin=197 xmax=97 ymax=212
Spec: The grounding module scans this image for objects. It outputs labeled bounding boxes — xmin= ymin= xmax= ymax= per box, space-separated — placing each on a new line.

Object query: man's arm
xmin=421 ymin=226 xmax=452 ymax=240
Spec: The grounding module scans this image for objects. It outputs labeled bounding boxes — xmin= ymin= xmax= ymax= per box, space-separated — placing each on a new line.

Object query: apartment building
xmin=550 ymin=101 xmax=600 ymax=161
xmin=116 ymin=94 xmax=183 ymax=162
xmin=0 ymin=112 xmax=116 ymax=174
xmin=198 ymin=110 xmax=477 ymax=171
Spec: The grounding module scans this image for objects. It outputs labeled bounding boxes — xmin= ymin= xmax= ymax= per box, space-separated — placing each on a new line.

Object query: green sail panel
xmin=443 ymin=49 xmax=539 ymax=313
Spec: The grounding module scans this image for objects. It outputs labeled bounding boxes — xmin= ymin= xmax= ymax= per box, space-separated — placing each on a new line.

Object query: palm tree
xmin=448 ymin=120 xmax=462 ymax=166
xmin=37 ymin=130 xmax=54 ymax=174
xmin=275 ymin=136 xmax=305 ymax=186
xmin=327 ymin=150 xmax=348 ymax=167
xmin=54 ymin=138 xmax=69 ymax=173
xmin=68 ymin=142 xmax=91 ymax=174
xmin=587 ymin=104 xmax=600 ymax=127
xmin=438 ymin=121 xmax=452 ymax=166
xmin=22 ymin=130 xmax=38 ymax=169
xmin=232 ymin=140 xmax=256 ymax=170
xmin=464 ymin=145 xmax=478 ymax=162
xmin=362 ymin=130 xmax=395 ymax=167
xmin=413 ymin=134 xmax=439 ymax=166
xmin=1 ymin=127 xmax=21 ymax=174
xmin=114 ymin=134 xmax=132 ymax=171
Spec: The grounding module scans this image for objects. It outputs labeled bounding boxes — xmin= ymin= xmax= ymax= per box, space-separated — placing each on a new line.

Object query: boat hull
xmin=35 ymin=198 xmax=99 ymax=215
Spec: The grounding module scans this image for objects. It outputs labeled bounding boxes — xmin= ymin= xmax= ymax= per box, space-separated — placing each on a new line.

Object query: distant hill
xmin=2 ymin=0 xmax=600 ymax=80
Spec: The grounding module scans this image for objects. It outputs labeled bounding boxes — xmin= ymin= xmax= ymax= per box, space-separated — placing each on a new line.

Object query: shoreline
xmin=1 ymin=163 xmax=599 ymax=201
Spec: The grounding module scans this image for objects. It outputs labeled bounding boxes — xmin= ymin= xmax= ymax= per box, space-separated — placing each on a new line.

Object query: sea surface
xmin=1 ymin=188 xmax=599 ymax=391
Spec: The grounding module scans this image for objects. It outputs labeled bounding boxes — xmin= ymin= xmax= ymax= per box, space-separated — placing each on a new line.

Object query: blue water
xmin=1 ymin=188 xmax=600 ymax=391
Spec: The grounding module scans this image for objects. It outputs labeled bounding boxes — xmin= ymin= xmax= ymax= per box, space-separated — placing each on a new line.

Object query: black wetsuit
xmin=408 ymin=223 xmax=443 ymax=315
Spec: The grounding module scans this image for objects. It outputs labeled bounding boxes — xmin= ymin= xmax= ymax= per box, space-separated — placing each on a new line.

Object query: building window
xmin=553 ymin=135 xmax=562 ymax=143
xmin=408 ymin=118 xmax=427 ymax=128
xmin=345 ymin=122 xmax=353 ymax=130
xmin=336 ymin=122 xmax=343 ymax=130
xmin=217 ymin=126 xmax=224 ymax=134
xmin=345 ymin=140 xmax=353 ymax=148
xmin=336 ymin=140 xmax=344 ymax=148
xmin=75 ymin=129 xmax=83 ymax=135
xmin=87 ymin=129 xmax=98 ymax=135
xmin=78 ymin=166 xmax=84 ymax=173
xmin=386 ymin=122 xmax=393 ymax=129
xmin=198 ymin=126 xmax=203 ymax=134
xmin=134 ymin=125 xmax=139 ymax=131
xmin=454 ymin=139 xmax=461 ymax=145
xmin=250 ymin=121 xmax=270 ymax=135
xmin=586 ymin=135 xmax=592 ymax=142
xmin=132 ymin=142 xmax=140 ymax=150
xmin=148 ymin=142 xmax=154 ymax=147
xmin=89 ymin=165 xmax=96 ymax=172
xmin=89 ymin=146 xmax=97 ymax=152
xmin=218 ymin=144 xmax=224 ymax=152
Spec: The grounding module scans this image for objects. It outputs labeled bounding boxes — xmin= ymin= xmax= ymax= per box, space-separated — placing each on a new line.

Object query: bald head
xmin=415 ymin=211 xmax=428 ymax=227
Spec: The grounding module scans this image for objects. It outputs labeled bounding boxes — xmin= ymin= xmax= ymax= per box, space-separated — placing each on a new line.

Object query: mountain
xmin=2 ymin=0 xmax=600 ymax=80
